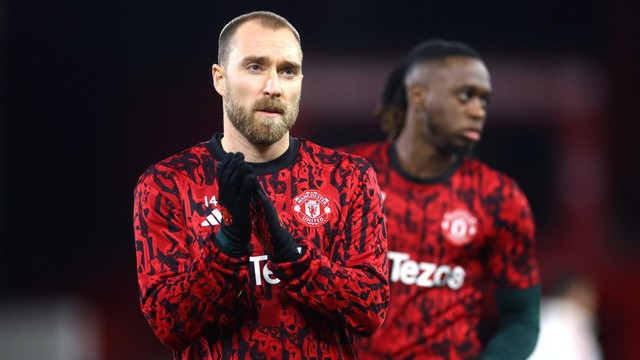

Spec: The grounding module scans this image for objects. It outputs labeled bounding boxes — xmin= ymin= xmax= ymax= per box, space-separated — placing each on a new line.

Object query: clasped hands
xmin=214 ymin=152 xmax=301 ymax=262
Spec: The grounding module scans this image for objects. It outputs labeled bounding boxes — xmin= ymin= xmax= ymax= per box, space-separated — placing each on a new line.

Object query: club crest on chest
xmin=441 ymin=209 xmax=478 ymax=246
xmin=292 ymin=190 xmax=332 ymax=226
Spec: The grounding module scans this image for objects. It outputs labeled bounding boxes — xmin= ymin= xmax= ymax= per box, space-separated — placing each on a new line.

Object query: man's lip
xmin=461 ymin=129 xmax=481 ymax=141
xmin=257 ymin=108 xmax=283 ymax=114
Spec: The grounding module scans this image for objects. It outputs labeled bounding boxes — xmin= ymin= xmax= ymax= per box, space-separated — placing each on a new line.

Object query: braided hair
xmin=378 ymin=40 xmax=483 ymax=141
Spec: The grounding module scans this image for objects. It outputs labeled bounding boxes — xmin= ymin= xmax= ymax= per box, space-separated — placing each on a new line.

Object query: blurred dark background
xmin=1 ymin=1 xmax=639 ymax=359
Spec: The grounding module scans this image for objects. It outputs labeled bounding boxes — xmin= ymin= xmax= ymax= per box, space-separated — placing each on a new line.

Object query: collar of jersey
xmin=206 ymin=133 xmax=300 ymax=176
xmin=387 ymin=142 xmax=462 ymax=184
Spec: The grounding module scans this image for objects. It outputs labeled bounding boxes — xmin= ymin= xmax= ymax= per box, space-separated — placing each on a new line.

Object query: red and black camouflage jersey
xmin=133 ymin=134 xmax=389 ymax=360
xmin=338 ymin=141 xmax=539 ymax=360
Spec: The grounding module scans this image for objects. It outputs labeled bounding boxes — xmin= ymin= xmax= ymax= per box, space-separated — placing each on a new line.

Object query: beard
xmin=445 ymin=140 xmax=475 ymax=157
xmin=225 ymin=91 xmax=299 ymax=146
xmin=426 ymin=113 xmax=474 ymax=157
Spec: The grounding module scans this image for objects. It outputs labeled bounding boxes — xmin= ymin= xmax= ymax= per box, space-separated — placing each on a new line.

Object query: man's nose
xmin=263 ymin=73 xmax=282 ymax=97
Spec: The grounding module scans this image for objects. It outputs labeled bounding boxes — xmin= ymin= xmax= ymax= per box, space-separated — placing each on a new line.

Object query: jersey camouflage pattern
xmin=339 ymin=141 xmax=539 ymax=360
xmin=133 ymin=134 xmax=389 ymax=359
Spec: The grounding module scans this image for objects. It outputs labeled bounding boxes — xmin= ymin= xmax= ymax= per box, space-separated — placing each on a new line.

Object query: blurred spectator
xmin=528 ymin=273 xmax=603 ymax=360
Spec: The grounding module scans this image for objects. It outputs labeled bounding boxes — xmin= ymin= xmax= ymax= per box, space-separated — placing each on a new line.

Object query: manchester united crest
xmin=441 ymin=209 xmax=478 ymax=246
xmin=292 ymin=190 xmax=332 ymax=226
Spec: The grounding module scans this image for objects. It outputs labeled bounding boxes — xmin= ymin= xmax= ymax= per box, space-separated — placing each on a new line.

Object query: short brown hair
xmin=218 ymin=11 xmax=301 ymax=66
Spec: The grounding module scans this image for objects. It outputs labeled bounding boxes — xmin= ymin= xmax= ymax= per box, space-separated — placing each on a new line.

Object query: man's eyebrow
xmin=279 ymin=60 xmax=302 ymax=70
xmin=241 ymin=56 xmax=301 ymax=70
xmin=241 ymin=55 xmax=269 ymax=64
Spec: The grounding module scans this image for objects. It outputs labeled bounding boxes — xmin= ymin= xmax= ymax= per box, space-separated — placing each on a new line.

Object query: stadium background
xmin=1 ymin=1 xmax=639 ymax=358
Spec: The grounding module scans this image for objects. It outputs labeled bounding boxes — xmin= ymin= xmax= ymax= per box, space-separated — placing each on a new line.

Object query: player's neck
xmin=394 ymin=137 xmax=458 ymax=179
xmin=221 ymin=127 xmax=290 ymax=163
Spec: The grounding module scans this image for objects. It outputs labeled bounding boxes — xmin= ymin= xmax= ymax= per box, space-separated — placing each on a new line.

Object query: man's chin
xmin=256 ymin=115 xmax=283 ymax=125
xmin=248 ymin=129 xmax=288 ymax=146
xmin=446 ymin=142 xmax=475 ymax=156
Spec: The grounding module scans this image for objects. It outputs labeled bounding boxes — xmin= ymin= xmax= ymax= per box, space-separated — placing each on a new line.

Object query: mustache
xmin=253 ymin=99 xmax=286 ymax=114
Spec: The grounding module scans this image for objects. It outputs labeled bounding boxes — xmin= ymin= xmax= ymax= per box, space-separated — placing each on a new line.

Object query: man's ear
xmin=212 ymin=64 xmax=226 ymax=96
xmin=408 ymin=84 xmax=427 ymax=107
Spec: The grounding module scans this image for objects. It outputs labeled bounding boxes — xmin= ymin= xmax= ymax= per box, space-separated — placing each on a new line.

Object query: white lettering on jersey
xmin=249 ymin=255 xmax=281 ymax=286
xmin=248 ymin=248 xmax=302 ymax=286
xmin=388 ymin=251 xmax=465 ymax=290
xmin=204 ymin=195 xmax=218 ymax=207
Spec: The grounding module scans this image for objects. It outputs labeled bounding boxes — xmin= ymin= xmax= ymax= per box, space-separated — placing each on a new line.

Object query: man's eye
xmin=458 ymin=91 xmax=472 ymax=102
xmin=248 ymin=64 xmax=262 ymax=71
xmin=283 ymin=68 xmax=297 ymax=76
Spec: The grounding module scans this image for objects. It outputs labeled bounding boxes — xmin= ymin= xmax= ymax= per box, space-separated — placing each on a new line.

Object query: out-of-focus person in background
xmin=528 ymin=272 xmax=602 ymax=360
xmin=337 ymin=39 xmax=541 ymax=359
xmin=132 ymin=10 xmax=389 ymax=359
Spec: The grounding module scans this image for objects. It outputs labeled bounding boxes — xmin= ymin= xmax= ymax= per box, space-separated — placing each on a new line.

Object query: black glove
xmin=251 ymin=185 xmax=303 ymax=263
xmin=214 ymin=152 xmax=256 ymax=257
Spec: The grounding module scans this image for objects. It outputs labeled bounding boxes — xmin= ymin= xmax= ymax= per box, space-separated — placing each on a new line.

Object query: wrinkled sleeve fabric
xmin=271 ymin=163 xmax=390 ymax=336
xmin=482 ymin=177 xmax=540 ymax=359
xmin=133 ymin=168 xmax=248 ymax=350
xmin=485 ymin=178 xmax=539 ymax=289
